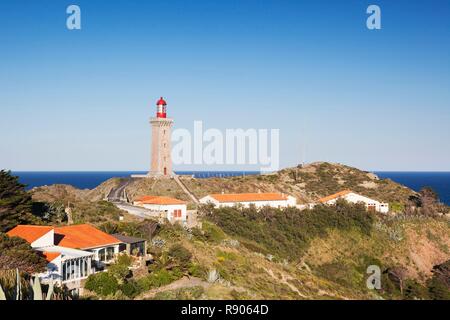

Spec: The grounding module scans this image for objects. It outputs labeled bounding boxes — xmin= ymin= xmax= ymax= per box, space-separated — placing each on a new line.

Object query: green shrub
xmin=120 ymin=280 xmax=141 ymax=298
xmin=428 ymin=277 xmax=450 ymax=300
xmin=108 ymin=263 xmax=130 ymax=282
xmin=403 ymin=279 xmax=429 ymax=300
xmin=152 ymin=286 xmax=204 ymax=300
xmin=158 ymin=222 xmax=186 ymax=240
xmin=390 ymin=202 xmax=405 ymax=213
xmin=230 ymin=289 xmax=248 ymax=300
xmin=316 ymin=261 xmax=360 ymax=288
xmin=427 ymin=260 xmax=450 ymax=300
xmin=107 ymin=254 xmax=133 ymax=282
xmin=216 ymin=250 xmax=238 ymax=261
xmin=188 ymin=263 xmax=207 ymax=279
xmin=204 ymin=200 xmax=374 ymax=260
xmin=201 ymin=221 xmax=226 ymax=243
xmin=116 ymin=254 xmax=133 ymax=267
xmin=168 ymin=244 xmax=192 ymax=268
xmin=85 ymin=272 xmax=119 ymax=296
xmin=138 ymin=269 xmax=182 ymax=291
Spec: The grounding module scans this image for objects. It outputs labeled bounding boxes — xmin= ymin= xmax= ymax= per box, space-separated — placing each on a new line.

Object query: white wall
xmin=325 ymin=192 xmax=389 ymax=213
xmin=134 ymin=202 xmax=187 ymax=223
xmin=89 ymin=244 xmax=120 ymax=263
xmin=31 ymin=230 xmax=55 ymax=248
xmin=199 ymin=195 xmax=220 ymax=206
xmin=37 ymin=255 xmax=62 ymax=284
xmin=199 ymin=195 xmax=297 ymax=209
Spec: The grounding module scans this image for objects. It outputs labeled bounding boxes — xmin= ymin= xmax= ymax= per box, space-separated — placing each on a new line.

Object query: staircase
xmin=173 ymin=175 xmax=199 ymax=204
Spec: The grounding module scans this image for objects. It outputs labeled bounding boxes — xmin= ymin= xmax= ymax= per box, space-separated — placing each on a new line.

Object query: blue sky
xmin=1 ymin=0 xmax=449 ymax=171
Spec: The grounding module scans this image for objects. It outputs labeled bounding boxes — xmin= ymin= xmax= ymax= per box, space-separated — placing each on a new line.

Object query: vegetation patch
xmin=203 ymin=200 xmax=374 ymax=261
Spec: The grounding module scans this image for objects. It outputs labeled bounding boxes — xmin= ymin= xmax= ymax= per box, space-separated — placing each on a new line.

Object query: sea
xmin=10 ymin=171 xmax=450 ymax=206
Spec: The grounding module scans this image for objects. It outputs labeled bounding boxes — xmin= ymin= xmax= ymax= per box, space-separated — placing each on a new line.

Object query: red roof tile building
xmin=199 ymin=192 xmax=297 ymax=209
xmin=6 ymin=223 xmax=144 ymax=293
xmin=133 ymin=195 xmax=187 ymax=223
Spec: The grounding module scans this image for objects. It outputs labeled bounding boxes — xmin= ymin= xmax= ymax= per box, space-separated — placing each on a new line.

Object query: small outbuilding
xmin=133 ymin=195 xmax=187 ymax=224
xmin=112 ymin=234 xmax=147 ymax=257
xmin=316 ymin=190 xmax=389 ymax=213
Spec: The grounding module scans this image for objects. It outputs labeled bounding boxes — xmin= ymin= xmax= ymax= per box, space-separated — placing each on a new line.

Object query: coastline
xmin=10 ymin=170 xmax=450 ymax=206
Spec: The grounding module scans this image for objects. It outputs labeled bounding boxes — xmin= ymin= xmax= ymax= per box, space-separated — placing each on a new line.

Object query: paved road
xmin=113 ymin=202 xmax=161 ymax=220
xmin=107 ymin=178 xmax=133 ymax=202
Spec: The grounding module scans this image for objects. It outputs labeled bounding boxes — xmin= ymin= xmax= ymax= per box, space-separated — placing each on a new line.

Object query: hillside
xmin=151 ymin=212 xmax=450 ymax=300
xmin=32 ymin=162 xmax=417 ymax=207
xmin=25 ymin=162 xmax=450 ymax=300
xmin=87 ymin=203 xmax=448 ymax=300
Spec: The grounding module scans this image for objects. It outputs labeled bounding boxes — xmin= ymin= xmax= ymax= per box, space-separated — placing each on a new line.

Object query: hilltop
xmin=31 ymin=162 xmax=417 ymax=208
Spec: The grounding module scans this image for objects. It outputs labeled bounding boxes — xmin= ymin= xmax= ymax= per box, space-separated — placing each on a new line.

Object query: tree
xmin=0 ymin=233 xmax=47 ymax=274
xmin=31 ymin=201 xmax=67 ymax=224
xmin=419 ymin=187 xmax=442 ymax=216
xmin=140 ymin=220 xmax=159 ymax=240
xmin=0 ymin=170 xmax=38 ymax=232
xmin=385 ymin=267 xmax=408 ymax=296
xmin=419 ymin=187 xmax=439 ymax=204
xmin=428 ymin=260 xmax=450 ymax=300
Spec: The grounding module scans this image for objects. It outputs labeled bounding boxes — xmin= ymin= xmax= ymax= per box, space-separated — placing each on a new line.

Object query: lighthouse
xmin=149 ymin=97 xmax=173 ymax=176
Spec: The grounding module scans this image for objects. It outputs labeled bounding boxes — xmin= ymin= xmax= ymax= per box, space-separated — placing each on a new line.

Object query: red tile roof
xmin=55 ymin=224 xmax=121 ymax=250
xmin=7 ymin=224 xmax=121 ymax=250
xmin=7 ymin=225 xmax=53 ymax=243
xmin=209 ymin=192 xmax=289 ymax=203
xmin=42 ymin=252 xmax=60 ymax=262
xmin=135 ymin=195 xmax=186 ymax=205
xmin=318 ymin=190 xmax=352 ymax=203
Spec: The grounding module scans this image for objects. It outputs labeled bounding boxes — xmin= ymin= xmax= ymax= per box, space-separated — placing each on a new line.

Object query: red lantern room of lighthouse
xmin=156 ymin=97 xmax=167 ymax=118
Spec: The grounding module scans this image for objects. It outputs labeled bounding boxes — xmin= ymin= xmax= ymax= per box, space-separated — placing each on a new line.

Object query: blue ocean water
xmin=375 ymin=172 xmax=450 ymax=206
xmin=11 ymin=171 xmax=260 ymax=190
xmin=10 ymin=171 xmax=450 ymax=205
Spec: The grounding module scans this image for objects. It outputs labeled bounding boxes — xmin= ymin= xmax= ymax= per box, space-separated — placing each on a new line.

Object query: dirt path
xmin=264 ymin=267 xmax=306 ymax=298
xmin=137 ymin=276 xmax=211 ymax=299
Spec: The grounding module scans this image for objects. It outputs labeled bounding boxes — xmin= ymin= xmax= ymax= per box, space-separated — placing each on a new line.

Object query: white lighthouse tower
xmin=148 ymin=97 xmax=173 ymax=176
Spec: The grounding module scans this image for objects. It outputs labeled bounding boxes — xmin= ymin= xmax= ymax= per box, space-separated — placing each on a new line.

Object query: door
xmin=164 ymin=167 xmax=167 ymax=175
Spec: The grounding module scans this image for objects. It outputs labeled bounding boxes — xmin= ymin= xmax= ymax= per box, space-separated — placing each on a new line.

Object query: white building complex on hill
xmin=199 ymin=192 xmax=297 ymax=209
xmin=316 ymin=190 xmax=389 ymax=213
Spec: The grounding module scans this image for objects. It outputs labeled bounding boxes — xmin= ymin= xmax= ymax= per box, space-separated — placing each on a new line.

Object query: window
xmin=106 ymin=247 xmax=115 ymax=261
xmin=173 ymin=209 xmax=182 ymax=218
xmin=98 ymin=248 xmax=106 ymax=262
xmin=62 ymin=263 xmax=67 ymax=281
